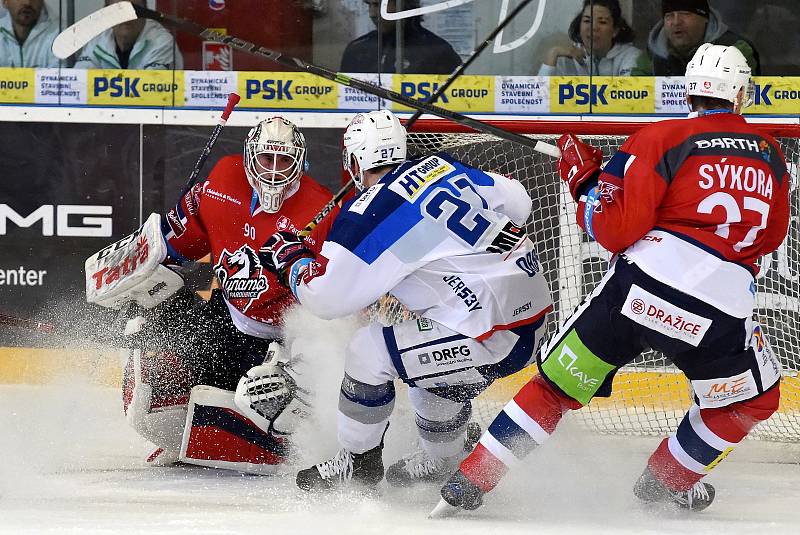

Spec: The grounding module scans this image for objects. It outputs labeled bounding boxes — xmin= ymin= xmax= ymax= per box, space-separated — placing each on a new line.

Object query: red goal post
xmin=397 ymin=117 xmax=800 ymax=442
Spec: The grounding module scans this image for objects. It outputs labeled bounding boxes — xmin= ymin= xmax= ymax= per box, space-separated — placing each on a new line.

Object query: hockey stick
xmin=52 ymin=2 xmax=560 ymax=159
xmin=178 ymin=92 xmax=240 ymax=200
xmin=0 ymin=312 xmax=55 ymax=334
xmin=405 ymin=0 xmax=535 ymax=126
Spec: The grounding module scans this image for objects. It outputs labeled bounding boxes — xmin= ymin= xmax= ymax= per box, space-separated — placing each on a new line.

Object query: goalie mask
xmin=343 ymin=110 xmax=407 ymax=189
xmin=685 ymin=43 xmax=754 ymax=112
xmin=244 ymin=117 xmax=307 ymax=213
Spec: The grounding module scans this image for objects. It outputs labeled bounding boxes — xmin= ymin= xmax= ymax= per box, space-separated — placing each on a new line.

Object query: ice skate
xmin=633 ymin=467 xmax=715 ymax=512
xmin=429 ymin=469 xmax=484 ymax=518
xmin=296 ymin=444 xmax=384 ymax=492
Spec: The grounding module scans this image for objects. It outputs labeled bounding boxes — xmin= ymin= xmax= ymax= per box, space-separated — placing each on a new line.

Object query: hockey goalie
xmin=84 ymin=117 xmax=337 ymax=473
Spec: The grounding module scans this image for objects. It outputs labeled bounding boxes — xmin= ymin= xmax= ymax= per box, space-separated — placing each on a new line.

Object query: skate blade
xmin=428 ymin=498 xmax=461 ymax=519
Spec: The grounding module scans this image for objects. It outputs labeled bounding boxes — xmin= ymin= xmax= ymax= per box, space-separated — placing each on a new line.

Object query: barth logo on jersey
xmin=622 ymin=285 xmax=712 ymax=347
xmin=694 ymin=137 xmax=762 ymax=152
xmin=389 ymin=156 xmax=456 ymax=201
xmin=214 ymin=245 xmax=269 ymax=305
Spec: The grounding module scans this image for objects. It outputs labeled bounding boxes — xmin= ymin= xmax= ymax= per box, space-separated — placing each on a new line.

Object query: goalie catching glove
xmin=234 ymin=341 xmax=312 ymax=436
xmin=258 ymin=231 xmax=315 ymax=289
xmin=556 ymin=134 xmax=603 ymax=200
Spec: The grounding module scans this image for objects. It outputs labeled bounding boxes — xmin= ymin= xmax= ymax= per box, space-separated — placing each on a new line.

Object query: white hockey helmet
xmin=685 ymin=43 xmax=754 ymax=111
xmin=342 ymin=110 xmax=407 ymax=189
xmin=244 ymin=117 xmax=307 ymax=213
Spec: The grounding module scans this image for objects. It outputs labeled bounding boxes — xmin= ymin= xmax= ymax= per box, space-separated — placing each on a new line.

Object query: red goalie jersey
xmin=576 ymin=113 xmax=791 ymax=318
xmin=161 ymin=154 xmax=337 ymax=336
xmin=579 ymin=113 xmax=790 ymax=270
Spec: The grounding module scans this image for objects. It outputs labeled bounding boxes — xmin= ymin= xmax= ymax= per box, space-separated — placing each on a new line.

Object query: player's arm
xmin=160 ymin=181 xmax=212 ymax=264
xmin=759 ymin=160 xmax=791 ymax=255
xmin=260 ymin=215 xmax=416 ymax=319
xmin=480 ymin=171 xmax=533 ymax=226
xmin=557 ymin=130 xmax=668 ymax=253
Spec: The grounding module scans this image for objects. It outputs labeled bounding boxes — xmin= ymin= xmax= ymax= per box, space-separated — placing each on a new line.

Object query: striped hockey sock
xmin=646 ymin=386 xmax=780 ymax=491
xmin=460 ymin=375 xmax=581 ymax=492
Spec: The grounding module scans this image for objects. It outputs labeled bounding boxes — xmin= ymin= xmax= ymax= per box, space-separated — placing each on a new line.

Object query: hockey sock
xmin=460 ymin=375 xmax=581 ymax=492
xmin=646 ymin=385 xmax=780 ymax=491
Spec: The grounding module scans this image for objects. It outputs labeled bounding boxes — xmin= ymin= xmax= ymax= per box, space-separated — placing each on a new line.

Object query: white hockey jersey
xmin=0 ymin=8 xmax=60 ymax=68
xmin=293 ymin=153 xmax=553 ymax=340
xmin=74 ymin=20 xmax=183 ymax=70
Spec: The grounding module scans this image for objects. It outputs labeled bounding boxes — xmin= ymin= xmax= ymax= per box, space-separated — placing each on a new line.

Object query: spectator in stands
xmin=632 ymin=0 xmax=759 ymax=75
xmin=0 ymin=0 xmax=59 ymax=67
xmin=74 ymin=0 xmax=183 ymax=70
xmin=340 ymin=0 xmax=462 ymax=74
xmin=538 ymin=0 xmax=641 ymax=76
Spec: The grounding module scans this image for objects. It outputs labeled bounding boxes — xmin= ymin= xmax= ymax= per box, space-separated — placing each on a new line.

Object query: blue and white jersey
xmin=294 ymin=153 xmax=553 ymax=340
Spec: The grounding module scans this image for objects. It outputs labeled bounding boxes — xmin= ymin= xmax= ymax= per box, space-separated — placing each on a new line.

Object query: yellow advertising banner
xmin=391 ymin=75 xmax=494 ymax=113
xmin=86 ymin=69 xmax=182 ymax=106
xmin=550 ymin=76 xmax=655 ymax=114
xmin=748 ymin=77 xmax=800 ymax=115
xmin=238 ymin=71 xmax=338 ymax=109
xmin=0 ymin=67 xmax=35 ymax=104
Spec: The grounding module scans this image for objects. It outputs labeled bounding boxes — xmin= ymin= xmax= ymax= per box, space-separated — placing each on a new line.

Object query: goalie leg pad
xmin=122 ymin=347 xmax=191 ymax=453
xmin=180 ymin=385 xmax=290 ymax=474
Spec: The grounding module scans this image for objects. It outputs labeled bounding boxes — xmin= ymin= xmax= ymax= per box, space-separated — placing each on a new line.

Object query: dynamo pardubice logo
xmin=214 ymin=245 xmax=269 ymax=306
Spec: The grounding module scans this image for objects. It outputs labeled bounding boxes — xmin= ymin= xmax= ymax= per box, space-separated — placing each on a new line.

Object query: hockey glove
xmin=556 ymin=134 xmax=603 ymax=200
xmin=259 ymin=231 xmax=315 ymax=288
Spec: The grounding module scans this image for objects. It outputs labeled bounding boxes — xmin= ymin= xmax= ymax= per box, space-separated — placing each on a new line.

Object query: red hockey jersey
xmin=578 ymin=113 xmax=790 ymax=318
xmin=161 ymin=154 xmax=337 ymax=337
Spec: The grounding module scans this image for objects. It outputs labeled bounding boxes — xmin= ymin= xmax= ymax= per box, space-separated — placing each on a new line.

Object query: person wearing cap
xmin=631 ymin=0 xmax=760 ymax=76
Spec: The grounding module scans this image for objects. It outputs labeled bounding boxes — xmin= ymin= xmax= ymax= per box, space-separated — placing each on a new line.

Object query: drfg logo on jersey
xmin=417 ymin=345 xmax=472 ymax=366
xmin=621 ymin=285 xmax=712 ymax=347
xmin=214 ymin=245 xmax=269 ymax=305
xmin=0 ymin=204 xmax=112 ymax=237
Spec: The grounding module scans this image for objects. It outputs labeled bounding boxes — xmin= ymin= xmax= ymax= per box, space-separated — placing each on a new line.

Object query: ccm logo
xmin=0 ymin=204 xmax=112 ymax=237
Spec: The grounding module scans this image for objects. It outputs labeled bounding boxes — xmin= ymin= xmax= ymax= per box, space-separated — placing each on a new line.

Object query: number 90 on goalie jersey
xmin=295 ymin=154 xmax=554 ymax=340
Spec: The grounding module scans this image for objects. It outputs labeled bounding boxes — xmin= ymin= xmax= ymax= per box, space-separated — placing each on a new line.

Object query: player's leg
xmin=635 ymin=322 xmax=782 ymax=511
xmin=296 ymin=322 xmax=396 ymax=491
xmin=436 ymin=259 xmax=645 ymax=513
xmin=386 ymin=319 xmax=545 ymax=487
xmin=385 ymin=388 xmax=473 ymax=487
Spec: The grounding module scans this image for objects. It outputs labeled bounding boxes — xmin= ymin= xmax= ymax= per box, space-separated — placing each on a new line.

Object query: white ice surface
xmin=1 ymin=307 xmax=799 ymax=534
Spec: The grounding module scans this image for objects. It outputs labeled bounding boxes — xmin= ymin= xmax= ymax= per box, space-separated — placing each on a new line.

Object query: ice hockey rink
xmin=1 ymin=310 xmax=798 ymax=535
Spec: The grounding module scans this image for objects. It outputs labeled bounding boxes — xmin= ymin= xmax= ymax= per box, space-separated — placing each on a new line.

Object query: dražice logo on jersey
xmin=214 ymin=245 xmax=269 ymax=304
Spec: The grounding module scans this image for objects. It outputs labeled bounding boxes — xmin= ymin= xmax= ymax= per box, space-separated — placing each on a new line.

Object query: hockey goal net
xmin=384 ymin=118 xmax=800 ymax=442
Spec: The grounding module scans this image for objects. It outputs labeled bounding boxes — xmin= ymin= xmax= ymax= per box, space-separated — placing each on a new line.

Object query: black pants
xmin=142 ymin=288 xmax=275 ymax=391
xmin=537 ymin=257 xmax=778 ymax=407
